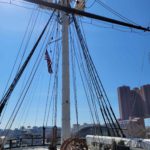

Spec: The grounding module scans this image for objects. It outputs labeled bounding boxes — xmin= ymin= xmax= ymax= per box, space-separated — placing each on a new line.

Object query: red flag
xmin=45 ymin=50 xmax=53 ymax=74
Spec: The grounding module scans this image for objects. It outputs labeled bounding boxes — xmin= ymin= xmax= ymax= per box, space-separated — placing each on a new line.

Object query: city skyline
xmin=118 ymin=84 xmax=150 ymax=120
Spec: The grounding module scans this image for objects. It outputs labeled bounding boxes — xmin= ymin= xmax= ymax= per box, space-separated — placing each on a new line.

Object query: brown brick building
xmin=118 ymin=84 xmax=150 ymax=120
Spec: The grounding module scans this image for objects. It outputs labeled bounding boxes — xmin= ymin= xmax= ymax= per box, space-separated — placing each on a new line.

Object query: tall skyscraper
xmin=130 ymin=88 xmax=144 ymax=118
xmin=117 ymin=84 xmax=150 ymax=120
xmin=118 ymin=86 xmax=132 ymax=120
xmin=141 ymin=84 xmax=150 ymax=117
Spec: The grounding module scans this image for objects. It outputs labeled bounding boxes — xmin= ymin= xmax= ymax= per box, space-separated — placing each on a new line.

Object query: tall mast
xmin=61 ymin=0 xmax=71 ymax=142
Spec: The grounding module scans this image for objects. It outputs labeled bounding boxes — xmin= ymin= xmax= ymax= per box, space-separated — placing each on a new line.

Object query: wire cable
xmin=73 ymin=15 xmax=125 ymax=137
xmin=2 ymin=11 xmax=56 ymax=141
xmin=96 ymin=0 xmax=139 ymax=26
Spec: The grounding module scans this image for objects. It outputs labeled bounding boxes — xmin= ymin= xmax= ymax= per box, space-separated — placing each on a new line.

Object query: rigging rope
xmin=72 ymin=17 xmax=112 ymax=136
xmin=43 ymin=75 xmax=52 ymax=126
xmin=0 ymin=10 xmax=55 ymax=117
xmin=0 ymin=0 xmax=37 ymax=10
xmin=73 ymin=15 xmax=125 ymax=137
xmin=4 ymin=48 xmax=44 ymax=138
xmin=2 ymin=6 xmax=37 ymax=96
xmin=95 ymin=0 xmax=139 ymax=26
xmin=16 ymin=8 xmax=40 ymax=72
xmin=44 ymin=19 xmax=60 ymax=127
xmin=15 ymin=11 xmax=56 ymax=129
xmin=70 ymin=25 xmax=103 ymax=135
xmin=70 ymin=28 xmax=79 ymax=132
xmin=19 ymin=11 xmax=57 ymax=128
xmin=53 ymin=22 xmax=60 ymax=127
xmin=2 ymin=11 xmax=56 ymax=141
xmin=0 ymin=7 xmax=39 ymax=124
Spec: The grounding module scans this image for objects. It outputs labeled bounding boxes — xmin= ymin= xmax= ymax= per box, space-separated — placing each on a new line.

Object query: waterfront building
xmin=118 ymin=84 xmax=150 ymax=120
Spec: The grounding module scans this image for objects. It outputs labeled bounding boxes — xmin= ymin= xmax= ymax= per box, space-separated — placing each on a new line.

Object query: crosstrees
xmin=24 ymin=0 xmax=150 ymax=32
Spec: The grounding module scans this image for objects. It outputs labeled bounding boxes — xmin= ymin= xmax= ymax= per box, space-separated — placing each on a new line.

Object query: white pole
xmin=61 ymin=0 xmax=71 ymax=142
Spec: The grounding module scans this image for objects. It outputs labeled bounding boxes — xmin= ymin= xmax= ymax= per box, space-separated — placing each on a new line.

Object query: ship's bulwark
xmin=11 ymin=147 xmax=60 ymax=150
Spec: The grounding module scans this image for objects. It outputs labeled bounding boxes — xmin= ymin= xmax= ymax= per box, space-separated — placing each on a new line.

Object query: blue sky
xmin=0 ymin=0 xmax=150 ymax=129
